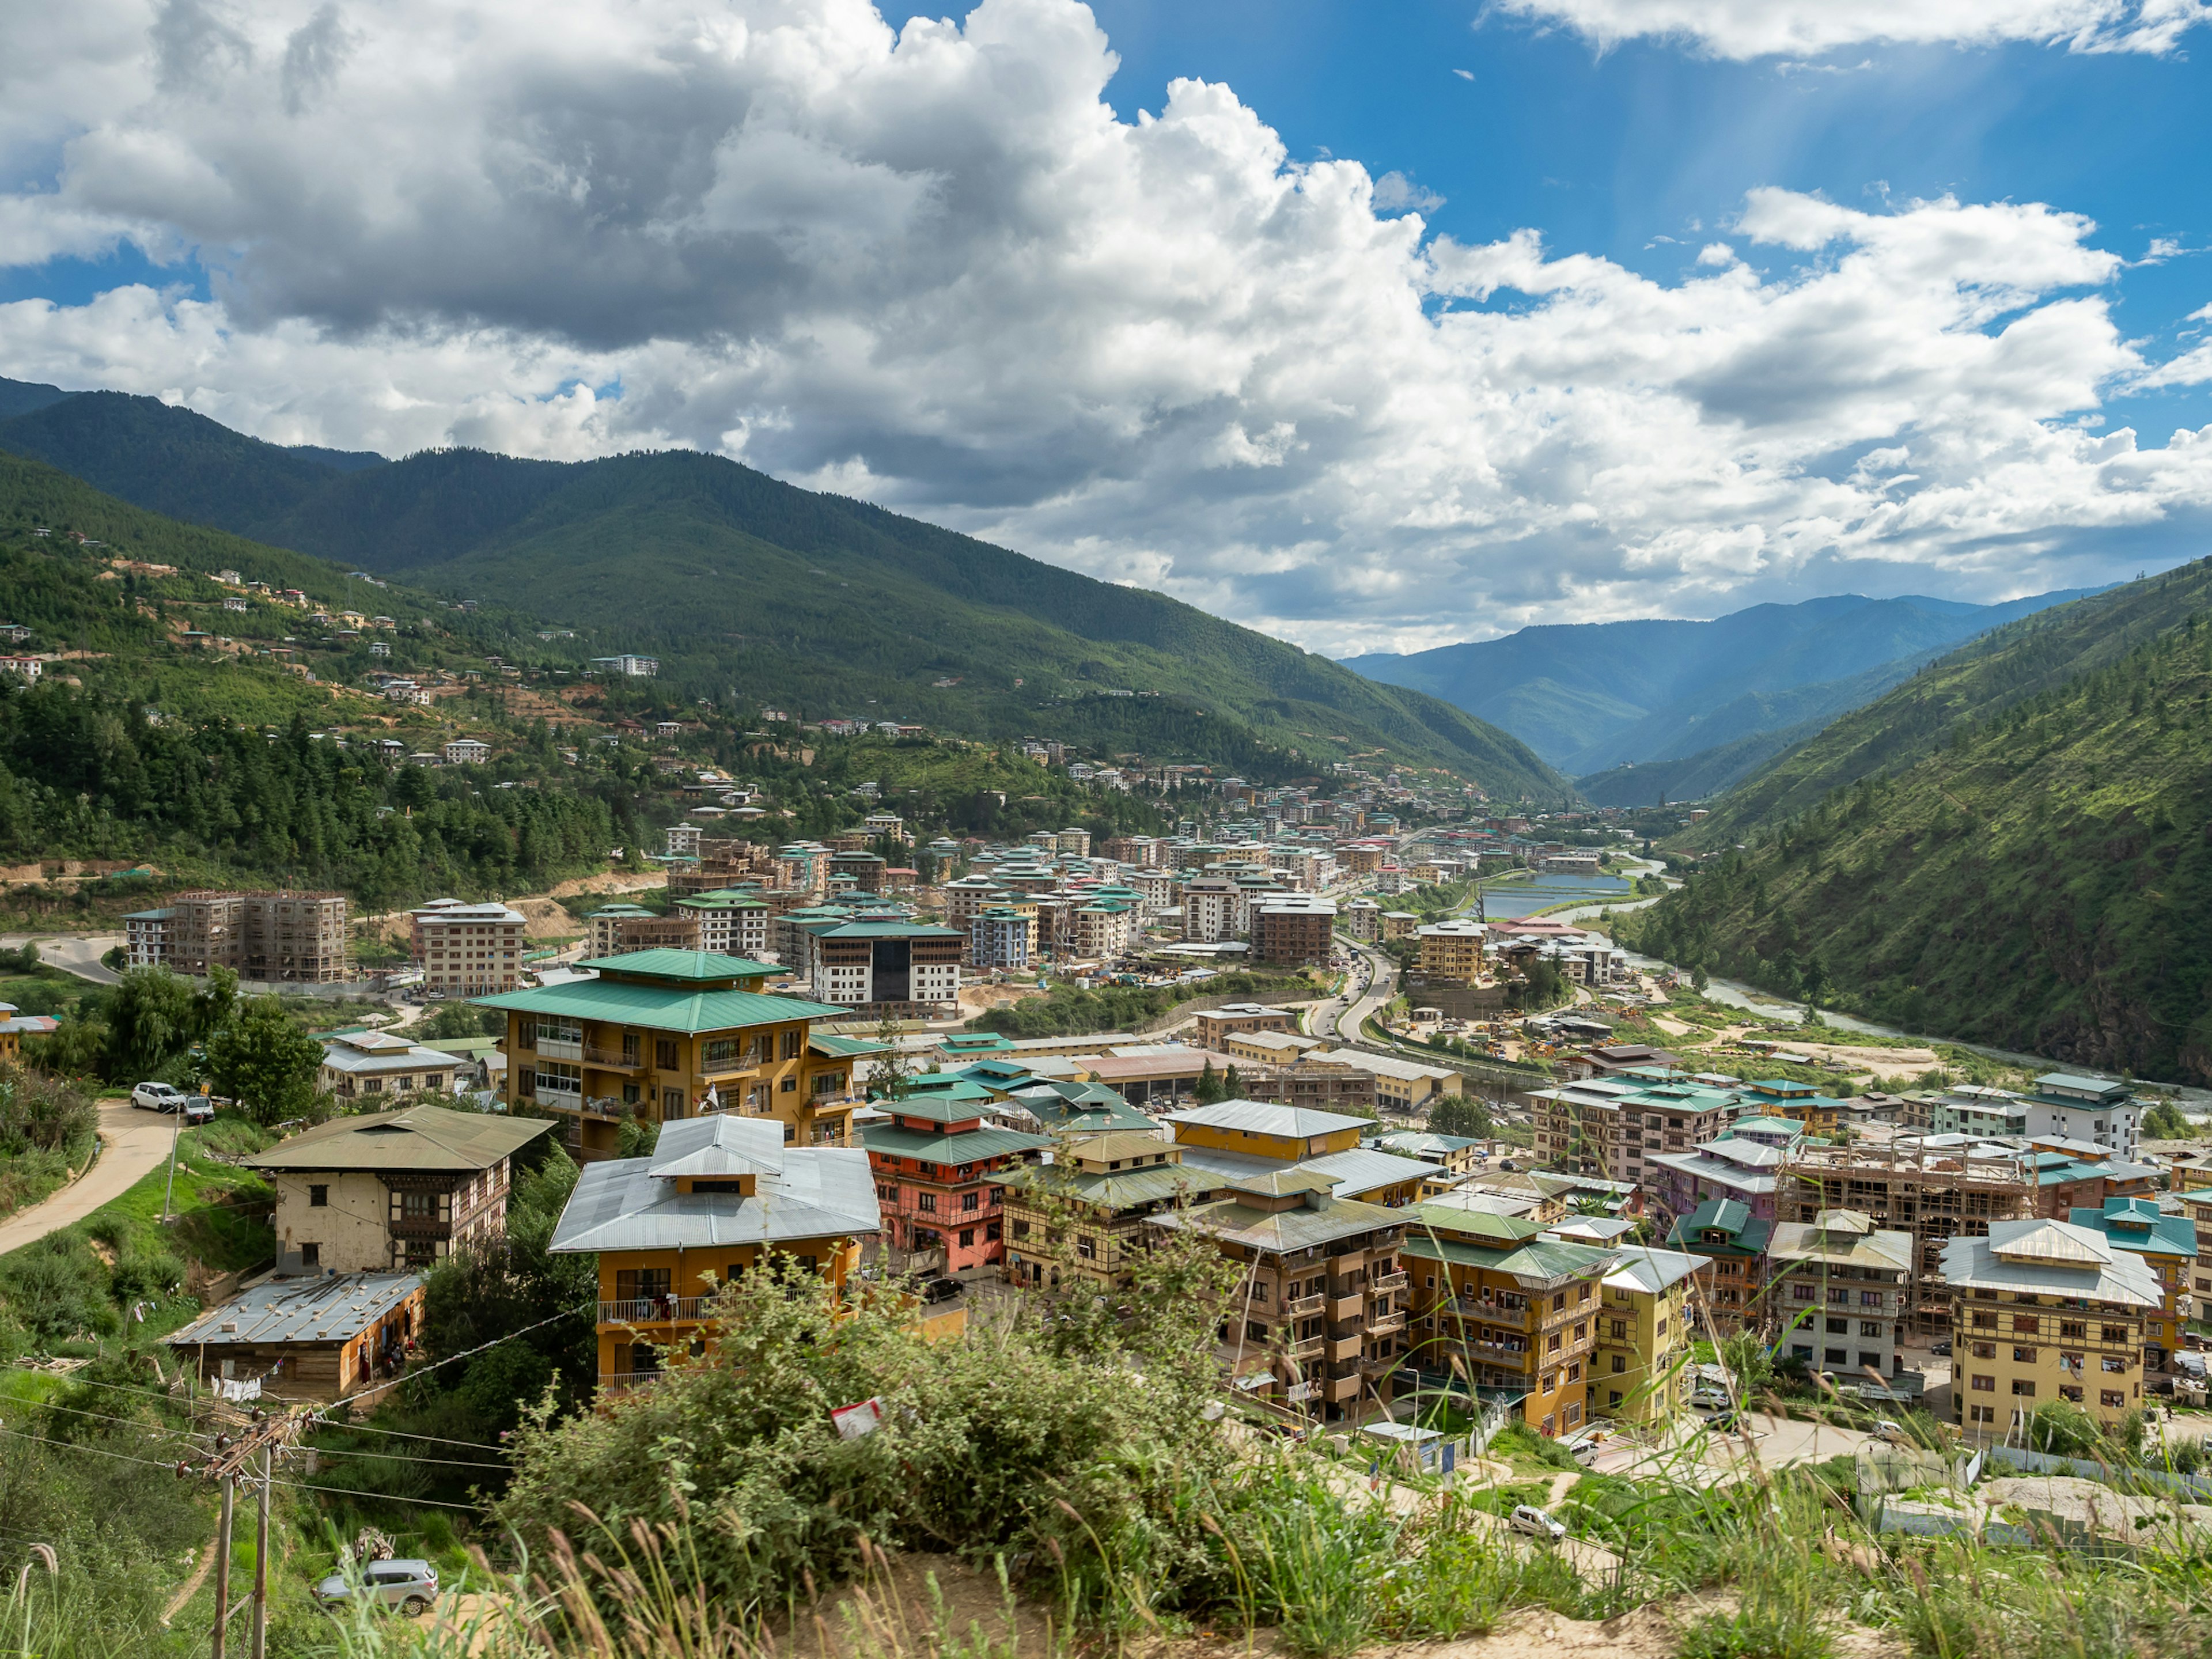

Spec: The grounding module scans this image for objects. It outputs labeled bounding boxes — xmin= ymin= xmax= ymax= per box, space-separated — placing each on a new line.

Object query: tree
xmin=1222 ymin=1064 xmax=1243 ymax=1100
xmin=1719 ymin=1330 xmax=1775 ymax=1397
xmin=868 ymin=1009 xmax=915 ymax=1101
xmin=206 ymin=995 xmax=325 ymax=1124
xmin=1690 ymin=964 xmax=1710 ymax=994
xmin=1192 ymin=1058 xmax=1225 ymax=1105
xmin=100 ymin=966 xmax=198 ymax=1081
xmin=1428 ymin=1096 xmax=1492 ymax=1139
xmin=422 ymin=1000 xmax=502 ymax=1041
xmin=2142 ymin=1099 xmax=2195 ymax=1140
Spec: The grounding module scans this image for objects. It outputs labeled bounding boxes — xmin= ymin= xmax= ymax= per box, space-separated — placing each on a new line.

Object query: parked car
xmin=1870 ymin=1419 xmax=1909 ymax=1445
xmin=181 ymin=1096 xmax=215 ymax=1126
xmin=1703 ymin=1409 xmax=1744 ymax=1434
xmin=131 ymin=1081 xmax=188 ymax=1113
xmin=1930 ymin=1339 xmax=1953 ymax=1356
xmin=921 ymin=1277 xmax=963 ymax=1304
xmin=1508 ymin=1505 xmax=1566 ymax=1541
xmin=311 ymin=1559 xmax=438 ymax=1616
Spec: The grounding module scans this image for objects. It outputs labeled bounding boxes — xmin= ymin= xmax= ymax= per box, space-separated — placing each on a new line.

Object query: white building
xmin=2021 ymin=1074 xmax=2141 ymax=1160
xmin=592 ymin=654 xmax=660 ymax=677
xmin=443 ymin=737 xmax=491 ymax=765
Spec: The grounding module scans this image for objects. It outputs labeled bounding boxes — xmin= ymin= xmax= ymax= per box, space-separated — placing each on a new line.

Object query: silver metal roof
xmin=1164 ymin=1099 xmax=1373 ymax=1138
xmin=1939 ymin=1224 xmax=2162 ymax=1307
xmin=548 ymin=1124 xmax=880 ymax=1255
xmin=168 ymin=1272 xmax=423 ymax=1348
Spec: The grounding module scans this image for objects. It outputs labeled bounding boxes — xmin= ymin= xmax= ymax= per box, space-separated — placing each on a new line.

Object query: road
xmin=0 ymin=931 xmax=124 ymax=985
xmin=1307 ymin=938 xmax=1396 ymax=1044
xmin=0 ymin=1099 xmax=176 ymax=1257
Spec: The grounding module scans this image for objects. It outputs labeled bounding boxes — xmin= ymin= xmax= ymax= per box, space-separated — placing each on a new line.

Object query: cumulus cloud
xmin=0 ymin=0 xmax=2209 ymax=654
xmin=1486 ymin=0 xmax=2212 ymax=59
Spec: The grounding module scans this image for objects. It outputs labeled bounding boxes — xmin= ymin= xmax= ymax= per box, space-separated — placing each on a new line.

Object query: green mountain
xmin=1344 ymin=589 xmax=2101 ymax=771
xmin=0 ymin=383 xmax=1567 ymax=798
xmin=1621 ymin=560 xmax=2212 ymax=1082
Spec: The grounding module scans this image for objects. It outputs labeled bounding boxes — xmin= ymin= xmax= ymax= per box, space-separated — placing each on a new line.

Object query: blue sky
xmin=1 ymin=0 xmax=2208 ymax=649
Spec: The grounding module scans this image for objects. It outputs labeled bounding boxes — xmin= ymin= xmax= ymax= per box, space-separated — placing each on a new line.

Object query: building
xmin=1779 ymin=1141 xmax=2038 ymax=1335
xmin=409 ymin=899 xmax=529 ymax=995
xmin=994 ymin=1134 xmax=1208 ymax=1291
xmin=970 ymin=906 xmax=1034 ymax=970
xmin=588 ymin=906 xmax=703 ymax=957
xmin=861 ymin=1094 xmax=1051 ymax=1275
xmin=1315 ymin=1048 xmax=1465 ymax=1115
xmin=1180 ymin=877 xmax=1240 ymax=943
xmin=1341 ymin=898 xmax=1381 ymax=942
xmin=315 ymin=1030 xmax=474 ymax=1106
xmin=1368 ymin=1129 xmax=1487 ymax=1179
xmin=1192 ymin=1004 xmax=1301 ymax=1048
xmin=249 ymin=1102 xmax=553 ymax=1273
xmin=1414 ymin=919 xmax=1487 ymax=985
xmin=1234 ymin=1059 xmax=1380 ymax=1118
xmin=2065 ymin=1196 xmax=2197 ymax=1384
xmin=123 ymin=906 xmax=173 ymax=969
xmin=1539 ymin=1078 xmax=1736 ymax=1187
xmin=1402 ymin=1206 xmax=1615 ymax=1437
xmin=547 ymin=1112 xmax=881 ymax=1391
xmin=1591 ymin=1246 xmax=1709 ymax=1422
xmin=443 ymin=737 xmax=491 ymax=764
xmin=1251 ymin=898 xmax=1335 ymax=967
xmin=1922 ymin=1085 xmax=2031 ymax=1139
xmin=1942 ymin=1217 xmax=2164 ymax=1435
xmin=2022 ymin=1074 xmax=2140 ymax=1160
xmin=1380 ymin=912 xmax=1418 ymax=942
xmin=1666 ymin=1198 xmax=1772 ymax=1335
xmin=673 ymin=890 xmax=772 ymax=960
xmin=1768 ymin=1210 xmax=1914 ymax=1380
xmin=168 ymin=1273 xmax=425 ymax=1403
xmin=591 ymin=654 xmax=660 ymax=677
xmin=1221 ymin=1029 xmax=1327 ymax=1066
xmin=1165 ymin=1099 xmax=1435 ymax=1205
xmin=161 ymin=890 xmax=350 ymax=982
xmin=475 ymin=949 xmax=863 ymax=1160
xmin=1150 ymin=1172 xmax=1408 ymax=1420
xmin=804 ymin=920 xmax=963 ymax=1013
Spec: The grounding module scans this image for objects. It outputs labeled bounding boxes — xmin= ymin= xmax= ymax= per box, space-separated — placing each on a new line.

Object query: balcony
xmin=1325 ymin=1334 xmax=1362 ymax=1363
xmin=1285 ymin=1293 xmax=1326 ymax=1319
xmin=582 ymin=1044 xmax=646 ymax=1072
xmin=599 ymin=1297 xmax=710 ymax=1324
xmin=536 ymin=1037 xmax=583 ymax=1062
xmin=1327 ymin=1293 xmax=1363 ymax=1323
xmin=1323 ymin=1372 xmax=1363 ymax=1403
xmin=599 ymin=1371 xmax=663 ymax=1396
xmin=1368 ymin=1310 xmax=1407 ymax=1338
xmin=1286 ymin=1334 xmax=1325 ymax=1360
xmin=1370 ymin=1271 xmax=1407 ymax=1296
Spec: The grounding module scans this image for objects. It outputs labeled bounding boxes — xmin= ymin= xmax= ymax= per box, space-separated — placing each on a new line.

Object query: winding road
xmin=0 ymin=1099 xmax=175 ymax=1258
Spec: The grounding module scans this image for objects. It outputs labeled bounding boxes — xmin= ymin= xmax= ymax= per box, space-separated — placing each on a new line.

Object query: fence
xmin=1984 ymin=1441 xmax=2212 ymax=1500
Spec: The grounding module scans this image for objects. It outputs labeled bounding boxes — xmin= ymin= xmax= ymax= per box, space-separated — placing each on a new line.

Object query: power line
xmin=0 ymin=1425 xmax=490 ymax=1514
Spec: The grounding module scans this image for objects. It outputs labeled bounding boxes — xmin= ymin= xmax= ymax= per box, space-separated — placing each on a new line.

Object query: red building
xmin=859 ymin=1090 xmax=1051 ymax=1275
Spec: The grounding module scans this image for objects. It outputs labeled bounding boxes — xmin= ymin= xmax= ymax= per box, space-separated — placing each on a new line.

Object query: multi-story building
xmin=1590 ymin=1246 xmax=1709 ymax=1423
xmin=1768 ymin=1210 xmax=1913 ymax=1380
xmin=1779 ymin=1140 xmax=2038 ymax=1336
xmin=1536 ymin=1078 xmax=1736 ymax=1188
xmin=410 ymin=899 xmax=528 ymax=995
xmin=549 ymin=1112 xmax=880 ymax=1391
xmin=1340 ymin=897 xmax=1381 ymax=942
xmin=1152 ymin=1171 xmax=1408 ymax=1421
xmin=251 ymin=1101 xmax=553 ymax=1274
xmin=860 ymin=1094 xmax=1050 ymax=1275
xmin=1402 ymin=1206 xmax=1615 ymax=1437
xmin=1072 ymin=898 xmax=1138 ymax=960
xmin=1921 ymin=1085 xmax=2031 ymax=1139
xmin=586 ymin=906 xmax=702 ymax=956
xmin=995 ymin=1134 xmax=1207 ymax=1291
xmin=477 ymin=949 xmax=863 ymax=1160
xmin=443 ymin=737 xmax=491 ymax=764
xmin=969 ymin=905 xmax=1035 ymax=969
xmin=805 ymin=920 xmax=964 ymax=1013
xmin=1315 ymin=1047 xmax=1465 ymax=1115
xmin=316 ymin=1029 xmax=474 ymax=1104
xmin=1252 ymin=898 xmax=1335 ymax=967
xmin=161 ymin=890 xmax=350 ymax=982
xmin=673 ymin=889 xmax=772 ymax=960
xmin=665 ymin=837 xmax=777 ymax=899
xmin=1380 ymin=911 xmax=1418 ymax=942
xmin=2065 ymin=1196 xmax=2196 ymax=1384
xmin=1233 ymin=1060 xmax=1380 ymax=1119
xmin=2022 ymin=1073 xmax=2141 ymax=1160
xmin=1194 ymin=1004 xmax=1301 ymax=1047
xmin=1164 ymin=1099 xmax=1435 ymax=1205
xmin=1666 ymin=1198 xmax=1771 ymax=1335
xmin=1942 ymin=1216 xmax=2164 ymax=1436
xmin=1180 ymin=876 xmax=1240 ymax=943
xmin=1414 ymin=919 xmax=1486 ymax=985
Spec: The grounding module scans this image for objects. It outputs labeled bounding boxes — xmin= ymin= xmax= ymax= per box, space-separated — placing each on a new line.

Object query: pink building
xmin=858 ymin=1089 xmax=1051 ymax=1274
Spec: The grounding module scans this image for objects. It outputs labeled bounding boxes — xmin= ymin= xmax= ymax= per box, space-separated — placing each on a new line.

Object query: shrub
xmin=0 ymin=1233 xmax=116 ymax=1341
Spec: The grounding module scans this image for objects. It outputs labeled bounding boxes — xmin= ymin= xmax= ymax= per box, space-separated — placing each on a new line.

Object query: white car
xmin=1508 ymin=1504 xmax=1566 ymax=1541
xmin=131 ymin=1081 xmax=188 ymax=1112
xmin=311 ymin=1558 xmax=438 ymax=1616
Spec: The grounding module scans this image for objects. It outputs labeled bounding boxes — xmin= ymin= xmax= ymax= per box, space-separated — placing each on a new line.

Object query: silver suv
xmin=312 ymin=1558 xmax=438 ymax=1616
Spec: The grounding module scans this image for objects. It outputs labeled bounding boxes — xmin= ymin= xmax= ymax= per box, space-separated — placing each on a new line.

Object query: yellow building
xmin=476 ymin=949 xmax=863 ymax=1160
xmin=1164 ymin=1100 xmax=1437 ymax=1207
xmin=1942 ymin=1217 xmax=2163 ymax=1436
xmin=1414 ymin=919 xmax=1486 ymax=986
xmin=1379 ymin=912 xmax=1418 ymax=942
xmin=1589 ymin=1245 xmax=1709 ymax=1423
xmin=1401 ymin=1206 xmax=1615 ymax=1438
xmin=548 ymin=1112 xmax=884 ymax=1390
xmin=0 ymin=1003 xmax=56 ymax=1062
xmin=994 ymin=1135 xmax=1214 ymax=1291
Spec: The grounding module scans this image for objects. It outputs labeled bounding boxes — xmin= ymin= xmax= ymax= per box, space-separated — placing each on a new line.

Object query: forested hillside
xmin=1623 ymin=559 xmax=2212 ymax=1081
xmin=0 ymin=385 xmax=1568 ymax=798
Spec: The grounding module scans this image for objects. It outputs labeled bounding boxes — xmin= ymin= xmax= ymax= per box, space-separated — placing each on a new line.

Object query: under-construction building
xmin=664 ymin=837 xmax=776 ymax=898
xmin=165 ymin=890 xmax=350 ymax=983
xmin=1778 ymin=1141 xmax=2037 ymax=1336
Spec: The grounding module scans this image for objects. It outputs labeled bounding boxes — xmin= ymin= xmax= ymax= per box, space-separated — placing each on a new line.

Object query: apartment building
xmin=410 ymin=899 xmax=528 ymax=995
xmin=1779 ymin=1140 xmax=2038 ymax=1335
xmin=2065 ymin=1196 xmax=2197 ymax=1384
xmin=1164 ymin=1100 xmax=1435 ymax=1206
xmin=1072 ymin=898 xmax=1138 ymax=960
xmin=2022 ymin=1073 xmax=2141 ymax=1160
xmin=1340 ymin=897 xmax=1381 ymax=942
xmin=1194 ymin=1004 xmax=1301 ymax=1047
xmin=1942 ymin=1217 xmax=2164 ymax=1435
xmin=1252 ymin=897 xmax=1335 ymax=967
xmin=1181 ymin=876 xmax=1240 ymax=943
xmin=1414 ymin=919 xmax=1486 ymax=985
xmin=805 ymin=919 xmax=964 ymax=1013
xmin=478 ymin=949 xmax=863 ymax=1160
xmin=1591 ymin=1246 xmax=1709 ymax=1422
xmin=548 ymin=1112 xmax=881 ymax=1392
xmin=995 ymin=1135 xmax=1206 ymax=1291
xmin=1402 ymin=1206 xmax=1615 ymax=1437
xmin=123 ymin=906 xmax=172 ymax=968
xmin=443 ymin=737 xmax=490 ymax=764
xmin=1536 ymin=1078 xmax=1736 ymax=1186
xmin=860 ymin=1094 xmax=1050 ymax=1275
xmin=1666 ymin=1198 xmax=1771 ymax=1335
xmin=970 ymin=906 xmax=1035 ymax=969
xmin=665 ymin=836 xmax=777 ymax=899
xmin=316 ymin=1029 xmax=474 ymax=1105
xmin=673 ymin=889 xmax=772 ymax=960
xmin=1768 ymin=1210 xmax=1913 ymax=1379
xmin=251 ymin=1102 xmax=552 ymax=1274
xmin=1380 ymin=912 xmax=1418 ymax=942
xmin=160 ymin=889 xmax=350 ymax=982
xmin=1152 ymin=1171 xmax=1409 ymax=1420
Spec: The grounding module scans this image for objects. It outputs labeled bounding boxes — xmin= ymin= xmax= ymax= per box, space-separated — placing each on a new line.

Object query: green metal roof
xmin=1402 ymin=1232 xmax=1618 ymax=1285
xmin=2067 ymin=1199 xmax=2196 ymax=1259
xmin=471 ymin=978 xmax=846 ymax=1035
xmin=810 ymin=1033 xmax=888 ymax=1058
xmin=1149 ymin=1192 xmax=1404 ymax=1253
xmin=885 ymin=1084 xmax=997 ymax=1114
xmin=578 ymin=949 xmax=779 ymax=981
xmin=1400 ymin=1203 xmax=1543 ymax=1246
xmin=861 ymin=1123 xmax=1052 ymax=1161
xmin=990 ymin=1163 xmax=1210 ymax=1210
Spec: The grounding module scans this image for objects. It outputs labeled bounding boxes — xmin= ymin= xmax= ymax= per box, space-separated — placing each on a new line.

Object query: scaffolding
xmin=1779 ymin=1141 xmax=2038 ymax=1335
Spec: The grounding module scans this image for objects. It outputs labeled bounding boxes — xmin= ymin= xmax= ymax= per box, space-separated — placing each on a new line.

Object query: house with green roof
xmin=1665 ymin=1198 xmax=1773 ymax=1335
xmin=861 ymin=1093 xmax=1051 ymax=1277
xmin=2067 ymin=1195 xmax=2198 ymax=1381
xmin=993 ymin=1131 xmax=1212 ymax=1292
xmin=473 ymin=950 xmax=863 ymax=1161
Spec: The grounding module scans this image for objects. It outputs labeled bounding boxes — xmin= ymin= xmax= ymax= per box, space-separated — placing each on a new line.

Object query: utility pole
xmin=210 ymin=1476 xmax=234 ymax=1659
xmin=180 ymin=1407 xmax=303 ymax=1659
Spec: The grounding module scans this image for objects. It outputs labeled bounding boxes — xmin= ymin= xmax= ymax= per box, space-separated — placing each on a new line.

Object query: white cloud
xmin=1486 ymin=0 xmax=2212 ymax=59
xmin=1372 ymin=171 xmax=1444 ymax=214
xmin=0 ymin=0 xmax=2209 ymax=656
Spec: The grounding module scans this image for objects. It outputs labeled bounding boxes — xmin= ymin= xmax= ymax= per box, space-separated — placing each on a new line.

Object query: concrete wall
xmin=274 ymin=1171 xmax=392 ymax=1274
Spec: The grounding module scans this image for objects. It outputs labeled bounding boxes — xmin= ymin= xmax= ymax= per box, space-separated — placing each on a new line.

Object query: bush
xmin=0 ymin=1233 xmax=116 ymax=1342
xmin=0 ymin=1067 xmax=97 ymax=1158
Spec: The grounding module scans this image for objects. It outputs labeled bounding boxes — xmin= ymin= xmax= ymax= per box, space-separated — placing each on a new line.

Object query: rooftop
xmin=1164 ymin=1099 xmax=1374 ymax=1139
xmin=247 ymin=1104 xmax=553 ymax=1173
xmin=473 ymin=975 xmax=846 ymax=1036
xmin=168 ymin=1271 xmax=422 ymax=1348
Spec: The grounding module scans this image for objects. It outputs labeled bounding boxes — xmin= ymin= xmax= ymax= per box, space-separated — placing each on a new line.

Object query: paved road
xmin=0 ymin=931 xmax=125 ymax=985
xmin=0 ymin=1100 xmax=176 ymax=1257
xmin=1307 ymin=938 xmax=1396 ymax=1043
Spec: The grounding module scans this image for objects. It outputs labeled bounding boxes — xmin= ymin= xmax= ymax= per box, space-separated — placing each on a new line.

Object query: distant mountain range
xmin=0 ymin=380 xmax=1567 ymax=800
xmin=1342 ymin=589 xmax=2106 ymax=800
